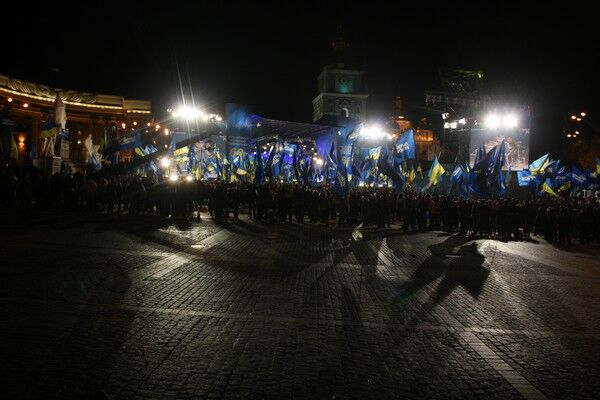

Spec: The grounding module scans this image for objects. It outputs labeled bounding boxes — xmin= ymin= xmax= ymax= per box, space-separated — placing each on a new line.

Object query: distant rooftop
xmin=0 ymin=74 xmax=151 ymax=114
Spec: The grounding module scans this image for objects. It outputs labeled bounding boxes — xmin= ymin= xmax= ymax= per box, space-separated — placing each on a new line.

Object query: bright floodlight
xmin=315 ymin=158 xmax=324 ymax=166
xmin=359 ymin=125 xmax=386 ymax=139
xmin=444 ymin=122 xmax=451 ymax=129
xmin=160 ymin=157 xmax=171 ymax=168
xmin=185 ymin=175 xmax=194 ymax=182
xmin=571 ymin=115 xmax=577 ymax=120
xmin=449 ymin=121 xmax=458 ymax=129
xmin=458 ymin=118 xmax=467 ymax=125
xmin=504 ymin=114 xmax=518 ymax=128
xmin=484 ymin=114 xmax=501 ymax=129
xmin=172 ymin=106 xmax=203 ymax=121
xmin=581 ymin=112 xmax=586 ymax=117
xmin=169 ymin=174 xmax=179 ymax=182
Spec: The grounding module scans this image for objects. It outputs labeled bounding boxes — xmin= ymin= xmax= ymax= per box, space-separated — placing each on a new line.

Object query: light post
xmin=570 ymin=111 xmax=598 ymax=134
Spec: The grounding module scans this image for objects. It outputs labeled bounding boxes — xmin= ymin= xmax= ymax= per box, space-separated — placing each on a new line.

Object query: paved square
xmin=1 ymin=213 xmax=599 ymax=399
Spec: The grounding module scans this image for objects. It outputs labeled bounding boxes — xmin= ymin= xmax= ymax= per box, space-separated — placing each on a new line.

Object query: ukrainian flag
xmin=40 ymin=121 xmax=60 ymax=138
xmin=236 ymin=167 xmax=247 ymax=175
xmin=558 ymin=181 xmax=571 ymax=192
xmin=542 ymin=178 xmax=558 ymax=196
xmin=596 ymin=158 xmax=600 ymax=175
xmin=369 ymin=146 xmax=381 ymax=160
xmin=408 ymin=168 xmax=416 ymax=185
xmin=428 ymin=157 xmax=445 ymax=185
xmin=529 ymin=154 xmax=549 ymax=175
xmin=173 ymin=146 xmax=189 ymax=157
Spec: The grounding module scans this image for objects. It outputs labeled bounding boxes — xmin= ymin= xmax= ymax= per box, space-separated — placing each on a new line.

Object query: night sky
xmin=3 ymin=1 xmax=598 ymax=157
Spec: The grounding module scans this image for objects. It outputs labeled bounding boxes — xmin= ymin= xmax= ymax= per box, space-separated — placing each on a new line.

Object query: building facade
xmin=0 ymin=74 xmax=153 ymax=166
xmin=312 ymin=26 xmax=368 ymax=123
xmin=312 ymin=66 xmax=368 ymax=123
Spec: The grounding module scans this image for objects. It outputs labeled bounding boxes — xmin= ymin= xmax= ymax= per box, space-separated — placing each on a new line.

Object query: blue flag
xmin=517 ymin=170 xmax=532 ymax=186
xmin=451 ymin=165 xmax=463 ymax=183
xmin=394 ymin=129 xmax=416 ymax=162
xmin=571 ymin=166 xmax=588 ymax=187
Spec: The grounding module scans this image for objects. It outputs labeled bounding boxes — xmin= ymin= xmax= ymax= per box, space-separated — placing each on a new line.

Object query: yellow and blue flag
xmin=529 ymin=154 xmax=549 ymax=175
xmin=428 ymin=156 xmax=445 ymax=185
xmin=542 ymin=178 xmax=558 ymax=196
xmin=173 ymin=146 xmax=189 ymax=157
xmin=368 ymin=146 xmax=381 ymax=160
xmin=517 ymin=170 xmax=533 ymax=186
xmin=408 ymin=167 xmax=416 ymax=185
xmin=40 ymin=121 xmax=60 ymax=138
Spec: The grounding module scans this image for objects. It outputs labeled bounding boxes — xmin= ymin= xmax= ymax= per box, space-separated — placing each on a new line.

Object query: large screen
xmin=469 ymin=128 xmax=530 ymax=170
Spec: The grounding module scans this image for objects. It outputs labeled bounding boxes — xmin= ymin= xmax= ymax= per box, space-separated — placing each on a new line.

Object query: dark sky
xmin=3 ymin=1 xmax=599 ymax=157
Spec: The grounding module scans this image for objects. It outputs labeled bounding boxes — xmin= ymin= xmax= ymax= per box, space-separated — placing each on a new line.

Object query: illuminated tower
xmin=312 ymin=26 xmax=368 ymax=123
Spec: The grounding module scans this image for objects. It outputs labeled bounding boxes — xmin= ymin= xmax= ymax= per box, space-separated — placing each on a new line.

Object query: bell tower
xmin=312 ymin=26 xmax=368 ymax=123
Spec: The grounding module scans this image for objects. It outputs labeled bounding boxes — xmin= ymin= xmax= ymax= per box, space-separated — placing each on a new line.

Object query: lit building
xmin=0 ymin=74 xmax=152 ymax=166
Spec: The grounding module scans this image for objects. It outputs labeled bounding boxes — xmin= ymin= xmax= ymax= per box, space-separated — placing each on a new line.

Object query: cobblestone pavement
xmin=1 ymin=212 xmax=600 ymax=399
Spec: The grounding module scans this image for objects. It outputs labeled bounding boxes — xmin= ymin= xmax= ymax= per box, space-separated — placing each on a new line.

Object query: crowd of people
xmin=2 ymin=166 xmax=600 ymax=247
